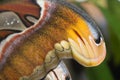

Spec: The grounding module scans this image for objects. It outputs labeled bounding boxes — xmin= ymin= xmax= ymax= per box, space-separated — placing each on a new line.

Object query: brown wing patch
xmin=0 ymin=30 xmax=20 ymax=42
xmin=0 ymin=0 xmax=40 ymax=27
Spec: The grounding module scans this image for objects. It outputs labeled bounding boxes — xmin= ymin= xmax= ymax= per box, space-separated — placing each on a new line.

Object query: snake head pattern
xmin=0 ymin=0 xmax=106 ymax=80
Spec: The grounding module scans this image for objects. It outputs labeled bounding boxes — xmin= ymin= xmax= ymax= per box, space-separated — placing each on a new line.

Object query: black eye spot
xmin=65 ymin=75 xmax=70 ymax=80
xmin=95 ymin=36 xmax=101 ymax=44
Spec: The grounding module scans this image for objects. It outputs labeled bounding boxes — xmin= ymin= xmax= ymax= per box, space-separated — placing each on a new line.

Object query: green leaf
xmin=85 ymin=62 xmax=114 ymax=80
xmin=100 ymin=7 xmax=120 ymax=65
xmin=108 ymin=0 xmax=120 ymax=20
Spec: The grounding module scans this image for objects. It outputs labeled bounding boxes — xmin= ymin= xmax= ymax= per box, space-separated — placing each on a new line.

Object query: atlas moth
xmin=0 ymin=0 xmax=106 ymax=80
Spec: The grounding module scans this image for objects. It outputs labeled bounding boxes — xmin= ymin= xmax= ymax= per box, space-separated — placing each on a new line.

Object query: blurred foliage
xmin=107 ymin=0 xmax=120 ymax=65
xmin=89 ymin=0 xmax=107 ymax=8
xmin=101 ymin=7 xmax=120 ymax=65
xmin=108 ymin=0 xmax=120 ymax=20
xmin=86 ymin=62 xmax=114 ymax=80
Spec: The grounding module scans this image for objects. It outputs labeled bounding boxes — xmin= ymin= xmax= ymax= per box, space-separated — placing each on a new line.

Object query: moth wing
xmin=0 ymin=12 xmax=26 ymax=31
